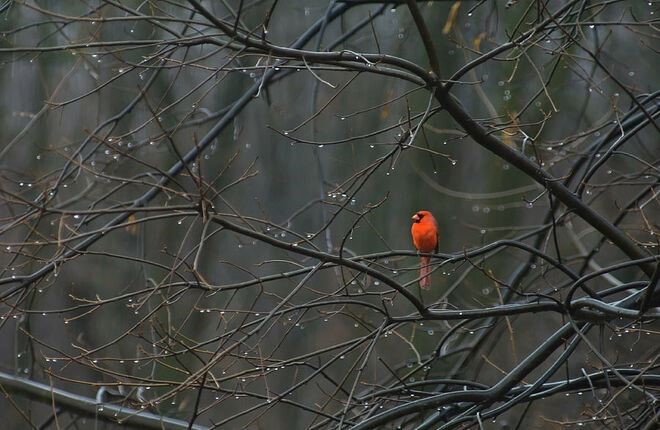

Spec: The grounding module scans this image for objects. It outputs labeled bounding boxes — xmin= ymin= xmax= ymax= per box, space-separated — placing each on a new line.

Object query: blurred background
xmin=0 ymin=1 xmax=658 ymax=428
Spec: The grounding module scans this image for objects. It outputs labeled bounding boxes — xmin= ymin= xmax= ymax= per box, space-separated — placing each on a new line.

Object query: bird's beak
xmin=411 ymin=214 xmax=420 ymax=222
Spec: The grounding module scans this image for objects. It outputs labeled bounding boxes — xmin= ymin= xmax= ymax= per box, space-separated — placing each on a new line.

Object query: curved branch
xmin=0 ymin=371 xmax=205 ymax=430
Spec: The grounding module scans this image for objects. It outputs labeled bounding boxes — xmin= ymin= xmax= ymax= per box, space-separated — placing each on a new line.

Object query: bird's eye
xmin=417 ymin=213 xmax=424 ymax=218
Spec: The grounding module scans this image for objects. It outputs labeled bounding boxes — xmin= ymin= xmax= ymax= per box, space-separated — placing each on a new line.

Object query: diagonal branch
xmin=0 ymin=371 xmax=206 ymax=430
xmin=405 ymin=0 xmax=654 ymax=277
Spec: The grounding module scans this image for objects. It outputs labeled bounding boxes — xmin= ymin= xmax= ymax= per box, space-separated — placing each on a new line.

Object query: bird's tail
xmin=419 ymin=256 xmax=431 ymax=290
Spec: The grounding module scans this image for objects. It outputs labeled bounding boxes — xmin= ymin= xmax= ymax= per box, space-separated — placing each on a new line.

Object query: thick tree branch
xmin=0 ymin=371 xmax=206 ymax=430
xmin=404 ymin=0 xmax=654 ymax=277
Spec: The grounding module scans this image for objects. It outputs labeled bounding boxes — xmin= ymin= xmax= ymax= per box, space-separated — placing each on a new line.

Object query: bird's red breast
xmin=411 ymin=210 xmax=438 ymax=253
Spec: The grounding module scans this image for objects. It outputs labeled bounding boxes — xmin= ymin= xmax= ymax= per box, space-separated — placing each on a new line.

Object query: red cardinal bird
xmin=411 ymin=210 xmax=438 ymax=290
